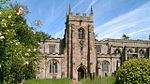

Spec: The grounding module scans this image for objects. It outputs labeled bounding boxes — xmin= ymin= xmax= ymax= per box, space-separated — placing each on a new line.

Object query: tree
xmin=122 ymin=34 xmax=129 ymax=40
xmin=0 ymin=2 xmax=42 ymax=84
xmin=116 ymin=58 xmax=150 ymax=84
xmin=35 ymin=31 xmax=51 ymax=41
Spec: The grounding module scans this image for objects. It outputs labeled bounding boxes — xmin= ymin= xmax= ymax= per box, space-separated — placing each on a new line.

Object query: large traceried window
xmin=49 ymin=44 xmax=55 ymax=54
xmin=78 ymin=28 xmax=84 ymax=39
xmin=127 ymin=48 xmax=138 ymax=59
xmin=49 ymin=59 xmax=58 ymax=73
xmin=102 ymin=61 xmax=109 ymax=72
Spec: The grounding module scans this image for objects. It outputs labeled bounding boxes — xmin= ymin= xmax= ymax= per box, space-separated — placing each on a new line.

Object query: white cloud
xmin=54 ymin=1 xmax=150 ymax=40
xmin=85 ymin=0 xmax=98 ymax=12
xmin=95 ymin=1 xmax=150 ymax=40
xmin=54 ymin=29 xmax=64 ymax=38
xmin=127 ymin=27 xmax=150 ymax=36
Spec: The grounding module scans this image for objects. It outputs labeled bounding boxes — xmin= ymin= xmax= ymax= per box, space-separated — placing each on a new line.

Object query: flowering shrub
xmin=116 ymin=58 xmax=150 ymax=84
xmin=0 ymin=1 xmax=50 ymax=84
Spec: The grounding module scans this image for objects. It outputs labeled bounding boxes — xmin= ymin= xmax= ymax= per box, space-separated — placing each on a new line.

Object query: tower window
xmin=80 ymin=46 xmax=83 ymax=55
xmin=79 ymin=40 xmax=84 ymax=55
xmin=78 ymin=28 xmax=84 ymax=39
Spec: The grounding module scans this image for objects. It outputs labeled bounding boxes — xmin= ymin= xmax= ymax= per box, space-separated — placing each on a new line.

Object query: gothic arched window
xmin=127 ymin=49 xmax=133 ymax=53
xmin=102 ymin=61 xmax=109 ymax=72
xmin=114 ymin=49 xmax=121 ymax=54
xmin=49 ymin=59 xmax=58 ymax=73
xmin=139 ymin=49 xmax=145 ymax=58
xmin=139 ymin=49 xmax=145 ymax=54
xmin=78 ymin=28 xmax=84 ymax=39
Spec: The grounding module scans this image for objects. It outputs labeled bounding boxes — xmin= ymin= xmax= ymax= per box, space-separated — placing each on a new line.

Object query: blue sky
xmin=12 ymin=0 xmax=150 ymax=40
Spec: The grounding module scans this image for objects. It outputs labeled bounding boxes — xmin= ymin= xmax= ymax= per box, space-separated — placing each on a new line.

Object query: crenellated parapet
xmin=67 ymin=5 xmax=93 ymax=23
xmin=67 ymin=13 xmax=93 ymax=22
xmin=106 ymin=39 xmax=150 ymax=44
xmin=95 ymin=38 xmax=150 ymax=63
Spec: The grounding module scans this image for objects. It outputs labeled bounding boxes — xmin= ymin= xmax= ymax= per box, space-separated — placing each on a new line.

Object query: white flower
xmin=1 ymin=19 xmax=7 ymax=27
xmin=38 ymin=42 xmax=40 ymax=45
xmin=25 ymin=53 xmax=29 ymax=56
xmin=27 ymin=49 xmax=31 ymax=52
xmin=8 ymin=15 xmax=11 ymax=18
xmin=2 ymin=19 xmax=6 ymax=22
xmin=0 ymin=36 xmax=5 ymax=40
xmin=16 ymin=42 xmax=18 ymax=45
xmin=11 ymin=23 xmax=15 ymax=27
xmin=33 ymin=49 xmax=36 ymax=51
xmin=31 ymin=30 xmax=36 ymax=34
xmin=24 ymin=61 xmax=29 ymax=65
xmin=0 ymin=12 xmax=2 ymax=15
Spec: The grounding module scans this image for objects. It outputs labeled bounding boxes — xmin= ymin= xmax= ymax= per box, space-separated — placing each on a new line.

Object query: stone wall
xmin=95 ymin=39 xmax=150 ymax=77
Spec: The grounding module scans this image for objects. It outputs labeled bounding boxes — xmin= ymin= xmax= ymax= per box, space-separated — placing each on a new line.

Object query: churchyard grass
xmin=24 ymin=78 xmax=71 ymax=84
xmin=80 ymin=76 xmax=116 ymax=84
xmin=24 ymin=77 xmax=115 ymax=84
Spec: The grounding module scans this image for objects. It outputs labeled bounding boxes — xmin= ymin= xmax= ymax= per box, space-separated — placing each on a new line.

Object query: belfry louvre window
xmin=49 ymin=59 xmax=58 ymax=73
xmin=49 ymin=44 xmax=55 ymax=54
xmin=78 ymin=28 xmax=84 ymax=39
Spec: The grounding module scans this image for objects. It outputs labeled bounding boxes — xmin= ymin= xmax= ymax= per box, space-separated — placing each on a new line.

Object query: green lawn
xmin=80 ymin=76 xmax=116 ymax=84
xmin=24 ymin=77 xmax=115 ymax=84
xmin=24 ymin=78 xmax=71 ymax=84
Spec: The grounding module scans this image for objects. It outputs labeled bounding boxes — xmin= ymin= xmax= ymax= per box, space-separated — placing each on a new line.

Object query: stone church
xmin=37 ymin=6 xmax=150 ymax=80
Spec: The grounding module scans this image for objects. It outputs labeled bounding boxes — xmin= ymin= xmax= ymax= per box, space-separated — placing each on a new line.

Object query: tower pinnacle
xmin=68 ymin=4 xmax=72 ymax=14
xmin=90 ymin=6 xmax=93 ymax=15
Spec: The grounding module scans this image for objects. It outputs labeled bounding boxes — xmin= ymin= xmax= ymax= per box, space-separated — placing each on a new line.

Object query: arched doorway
xmin=77 ymin=66 xmax=85 ymax=81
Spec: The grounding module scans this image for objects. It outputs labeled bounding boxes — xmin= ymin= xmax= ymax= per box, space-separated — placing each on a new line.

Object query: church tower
xmin=64 ymin=5 xmax=96 ymax=80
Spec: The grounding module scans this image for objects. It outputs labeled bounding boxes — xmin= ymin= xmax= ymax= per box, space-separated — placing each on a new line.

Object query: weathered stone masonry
xmin=37 ymin=7 xmax=150 ymax=80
